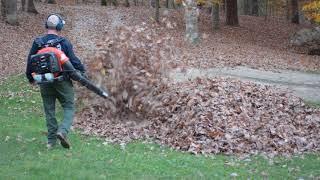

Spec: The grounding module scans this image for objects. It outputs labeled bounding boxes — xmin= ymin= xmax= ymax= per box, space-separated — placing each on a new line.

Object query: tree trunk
xmin=21 ymin=0 xmax=26 ymax=11
xmin=185 ymin=0 xmax=199 ymax=43
xmin=247 ymin=0 xmax=253 ymax=15
xmin=5 ymin=0 xmax=18 ymax=25
xmin=243 ymin=0 xmax=249 ymax=15
xmin=291 ymin=0 xmax=299 ymax=24
xmin=286 ymin=0 xmax=290 ymax=21
xmin=251 ymin=0 xmax=258 ymax=15
xmin=27 ymin=0 xmax=38 ymax=14
xmin=155 ymin=0 xmax=159 ymax=22
xmin=226 ymin=0 xmax=238 ymax=25
xmin=264 ymin=0 xmax=268 ymax=20
xmin=101 ymin=0 xmax=107 ymax=5
xmin=223 ymin=0 xmax=226 ymax=14
xmin=47 ymin=0 xmax=56 ymax=4
xmin=169 ymin=0 xmax=175 ymax=9
xmin=1 ymin=0 xmax=6 ymax=18
xmin=165 ymin=0 xmax=175 ymax=9
xmin=125 ymin=0 xmax=129 ymax=7
xmin=112 ymin=0 xmax=118 ymax=6
xmin=212 ymin=2 xmax=219 ymax=30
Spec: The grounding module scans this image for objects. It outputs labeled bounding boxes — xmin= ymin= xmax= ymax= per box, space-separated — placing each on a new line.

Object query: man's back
xmin=26 ymin=34 xmax=85 ymax=83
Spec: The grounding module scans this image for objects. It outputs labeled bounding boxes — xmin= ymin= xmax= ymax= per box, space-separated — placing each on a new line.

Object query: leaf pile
xmin=75 ymin=25 xmax=320 ymax=156
xmin=143 ymin=78 xmax=320 ymax=156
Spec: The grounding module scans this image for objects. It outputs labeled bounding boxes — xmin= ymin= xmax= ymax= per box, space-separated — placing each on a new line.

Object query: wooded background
xmin=0 ymin=0 xmax=316 ymax=40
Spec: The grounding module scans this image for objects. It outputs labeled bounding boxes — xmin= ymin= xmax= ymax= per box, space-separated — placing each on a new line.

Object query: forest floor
xmin=1 ymin=3 xmax=320 ymax=101
xmin=70 ymin=4 xmax=320 ymax=102
xmin=66 ymin=4 xmax=320 ymax=102
xmin=1 ymin=3 xmax=320 ymax=79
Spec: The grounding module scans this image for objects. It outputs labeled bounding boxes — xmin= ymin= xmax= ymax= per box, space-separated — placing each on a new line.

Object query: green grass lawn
xmin=1 ymin=75 xmax=319 ymax=179
xmin=305 ymin=101 xmax=320 ymax=109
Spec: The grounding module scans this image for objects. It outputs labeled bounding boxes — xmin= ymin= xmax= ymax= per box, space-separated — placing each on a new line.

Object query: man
xmin=26 ymin=14 xmax=86 ymax=149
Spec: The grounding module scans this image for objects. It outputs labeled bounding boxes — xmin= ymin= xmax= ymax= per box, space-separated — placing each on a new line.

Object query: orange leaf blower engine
xmin=30 ymin=47 xmax=109 ymax=99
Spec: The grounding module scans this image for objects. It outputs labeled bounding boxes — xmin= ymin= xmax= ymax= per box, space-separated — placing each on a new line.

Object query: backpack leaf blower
xmin=30 ymin=48 xmax=109 ymax=99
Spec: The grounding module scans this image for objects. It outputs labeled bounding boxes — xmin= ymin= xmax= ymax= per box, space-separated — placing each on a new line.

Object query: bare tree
xmin=243 ymin=0 xmax=249 ymax=15
xmin=112 ymin=0 xmax=118 ymax=6
xmin=211 ymin=1 xmax=219 ymax=30
xmin=47 ymin=0 xmax=56 ymax=4
xmin=168 ymin=0 xmax=175 ymax=9
xmin=226 ymin=0 xmax=238 ymax=26
xmin=251 ymin=0 xmax=258 ymax=15
xmin=165 ymin=0 xmax=175 ymax=8
xmin=101 ymin=0 xmax=117 ymax=6
xmin=184 ymin=0 xmax=199 ymax=43
xmin=27 ymin=0 xmax=38 ymax=14
xmin=291 ymin=0 xmax=299 ymax=24
xmin=101 ymin=0 xmax=107 ymax=5
xmin=155 ymin=0 xmax=159 ymax=22
xmin=21 ymin=0 xmax=26 ymax=11
xmin=5 ymin=0 xmax=18 ymax=25
xmin=264 ymin=0 xmax=268 ymax=20
xmin=125 ymin=0 xmax=129 ymax=7
xmin=1 ymin=0 xmax=6 ymax=19
xmin=286 ymin=0 xmax=290 ymax=21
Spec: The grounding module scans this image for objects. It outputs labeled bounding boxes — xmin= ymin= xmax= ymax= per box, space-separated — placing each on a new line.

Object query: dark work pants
xmin=40 ymin=80 xmax=75 ymax=145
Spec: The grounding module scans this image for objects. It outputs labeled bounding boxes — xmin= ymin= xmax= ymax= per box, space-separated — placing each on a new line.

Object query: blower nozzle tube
xmin=62 ymin=61 xmax=109 ymax=99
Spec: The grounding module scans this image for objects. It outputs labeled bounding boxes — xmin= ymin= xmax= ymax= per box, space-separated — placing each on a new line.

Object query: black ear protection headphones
xmin=45 ymin=14 xmax=65 ymax=31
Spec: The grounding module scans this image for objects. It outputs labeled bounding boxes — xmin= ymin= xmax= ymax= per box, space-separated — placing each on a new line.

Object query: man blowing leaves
xmin=26 ymin=14 xmax=86 ymax=149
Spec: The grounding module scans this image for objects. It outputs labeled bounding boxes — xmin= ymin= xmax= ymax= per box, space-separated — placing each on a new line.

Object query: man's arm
xmin=63 ymin=39 xmax=86 ymax=72
xmin=25 ymin=41 xmax=39 ymax=83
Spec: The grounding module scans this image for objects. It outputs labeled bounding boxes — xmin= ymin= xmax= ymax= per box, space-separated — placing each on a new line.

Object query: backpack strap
xmin=34 ymin=36 xmax=65 ymax=49
xmin=46 ymin=37 xmax=65 ymax=47
xmin=34 ymin=36 xmax=46 ymax=49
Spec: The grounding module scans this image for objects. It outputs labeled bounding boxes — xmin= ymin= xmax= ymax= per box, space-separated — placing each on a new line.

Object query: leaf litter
xmin=75 ymin=23 xmax=320 ymax=156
